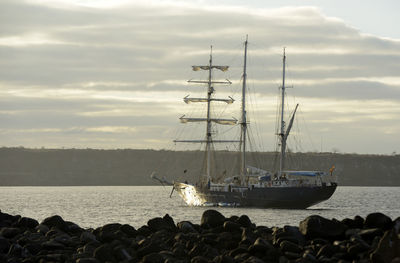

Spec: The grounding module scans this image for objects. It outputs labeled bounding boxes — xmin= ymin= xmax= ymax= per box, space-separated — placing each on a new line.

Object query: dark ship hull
xmin=174 ymin=182 xmax=337 ymax=209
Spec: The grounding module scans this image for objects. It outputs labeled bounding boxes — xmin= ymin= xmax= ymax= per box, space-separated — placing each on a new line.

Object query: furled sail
xmin=192 ymin=65 xmax=229 ymax=72
xmin=179 ymin=116 xmax=237 ymax=125
xmin=183 ymin=95 xmax=234 ymax=104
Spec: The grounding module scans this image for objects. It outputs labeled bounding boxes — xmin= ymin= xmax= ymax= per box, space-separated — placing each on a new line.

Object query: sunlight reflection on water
xmin=1 ymin=186 xmax=399 ymax=229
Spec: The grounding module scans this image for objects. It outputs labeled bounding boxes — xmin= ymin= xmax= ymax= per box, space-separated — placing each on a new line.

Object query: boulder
xmin=370 ymin=229 xmax=400 ymax=263
xmin=0 ymin=237 xmax=11 ymax=253
xmin=147 ymin=214 xmax=176 ymax=232
xmin=0 ymin=227 xmax=20 ymax=238
xmin=80 ymin=231 xmax=98 ymax=244
xmin=364 ymin=213 xmax=392 ymax=231
xmin=359 ymin=228 xmax=384 ymax=242
xmin=237 ymin=215 xmax=253 ymax=228
xmin=177 ymin=221 xmax=197 ymax=233
xmin=76 ymin=258 xmax=100 ymax=263
xmin=299 ymin=215 xmax=347 ymax=240
xmin=93 ymin=244 xmax=115 ymax=262
xmin=223 ymin=221 xmax=241 ymax=232
xmin=120 ymin=224 xmax=137 ymax=237
xmin=15 ymin=217 xmax=39 ymax=229
xmin=200 ymin=210 xmax=225 ymax=228
xmin=41 ymin=215 xmax=67 ymax=231
xmin=280 ymin=240 xmax=302 ymax=254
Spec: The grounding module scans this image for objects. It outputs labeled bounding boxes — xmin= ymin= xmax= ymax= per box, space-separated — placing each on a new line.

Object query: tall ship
xmin=154 ymin=37 xmax=337 ymax=209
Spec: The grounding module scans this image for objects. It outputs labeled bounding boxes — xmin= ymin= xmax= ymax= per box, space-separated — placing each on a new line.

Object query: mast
xmin=279 ymin=48 xmax=286 ymax=177
xmin=174 ymin=45 xmax=236 ymax=185
xmin=206 ymin=46 xmax=213 ymax=179
xmin=240 ymin=36 xmax=248 ymax=181
xmin=278 ymin=48 xmax=298 ymax=177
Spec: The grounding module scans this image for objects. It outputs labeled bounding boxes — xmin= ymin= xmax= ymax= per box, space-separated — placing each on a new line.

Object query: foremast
xmin=278 ymin=48 xmax=299 ymax=176
xmin=175 ymin=46 xmax=237 ymax=184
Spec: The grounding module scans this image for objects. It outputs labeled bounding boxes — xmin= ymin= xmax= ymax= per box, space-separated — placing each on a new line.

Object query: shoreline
xmin=0 ymin=210 xmax=399 ymax=263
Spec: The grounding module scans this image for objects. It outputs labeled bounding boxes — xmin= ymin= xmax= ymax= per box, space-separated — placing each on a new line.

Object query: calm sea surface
xmin=1 ymin=186 xmax=399 ymax=229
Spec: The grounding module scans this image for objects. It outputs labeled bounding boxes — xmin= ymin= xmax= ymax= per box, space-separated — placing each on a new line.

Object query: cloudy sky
xmin=0 ymin=0 xmax=399 ymax=154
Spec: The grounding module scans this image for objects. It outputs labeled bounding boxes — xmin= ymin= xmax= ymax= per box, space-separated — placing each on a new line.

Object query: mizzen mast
xmin=278 ymin=48 xmax=298 ymax=176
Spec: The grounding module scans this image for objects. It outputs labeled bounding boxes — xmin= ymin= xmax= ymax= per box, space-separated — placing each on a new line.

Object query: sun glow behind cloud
xmin=0 ymin=0 xmax=399 ymax=153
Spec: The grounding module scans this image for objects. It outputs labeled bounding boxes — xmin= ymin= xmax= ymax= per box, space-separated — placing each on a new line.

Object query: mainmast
xmin=240 ymin=36 xmax=248 ymax=181
xmin=279 ymin=48 xmax=287 ymax=176
xmin=278 ymin=48 xmax=298 ymax=176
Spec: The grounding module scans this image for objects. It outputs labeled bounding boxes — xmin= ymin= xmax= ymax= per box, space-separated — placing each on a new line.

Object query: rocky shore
xmin=0 ymin=210 xmax=399 ymax=263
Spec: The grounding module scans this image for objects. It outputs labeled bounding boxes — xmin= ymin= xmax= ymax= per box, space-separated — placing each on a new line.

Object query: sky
xmin=0 ymin=0 xmax=399 ymax=154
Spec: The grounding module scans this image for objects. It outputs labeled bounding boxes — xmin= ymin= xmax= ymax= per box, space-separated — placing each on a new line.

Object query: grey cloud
xmin=0 ymin=1 xmax=399 ymax=152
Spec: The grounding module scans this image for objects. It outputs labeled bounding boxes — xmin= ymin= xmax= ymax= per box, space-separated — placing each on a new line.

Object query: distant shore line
xmin=2 ymin=146 xmax=399 ymax=156
xmin=1 ymin=209 xmax=399 ymax=263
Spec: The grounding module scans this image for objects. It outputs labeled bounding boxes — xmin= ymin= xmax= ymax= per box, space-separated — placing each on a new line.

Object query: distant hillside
xmin=0 ymin=148 xmax=399 ymax=186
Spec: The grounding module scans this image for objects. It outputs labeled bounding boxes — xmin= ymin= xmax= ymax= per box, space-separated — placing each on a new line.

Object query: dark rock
xmin=303 ymin=251 xmax=318 ymax=262
xmin=137 ymin=225 xmax=152 ymax=237
xmin=177 ymin=221 xmax=197 ymax=233
xmin=41 ymin=240 xmax=65 ymax=250
xmin=229 ymin=247 xmax=248 ymax=258
xmin=191 ymin=256 xmax=208 ymax=263
xmin=120 ymin=224 xmax=137 ymax=237
xmin=137 ymin=242 xmax=162 ymax=257
xmin=15 ymin=217 xmax=39 ymax=229
xmin=8 ymin=243 xmax=29 ymax=258
xmin=41 ymin=215 xmax=68 ymax=231
xmin=311 ymin=238 xmax=329 ymax=246
xmin=147 ymin=214 xmax=176 ymax=232
xmin=342 ymin=215 xmax=364 ymax=229
xmin=359 ymin=228 xmax=384 ymax=242
xmin=35 ymin=224 xmax=50 ymax=235
xmin=42 ymin=253 xmax=67 ymax=262
xmin=370 ymin=229 xmax=400 ymax=263
xmin=213 ymin=255 xmax=235 ymax=263
xmin=201 ymin=232 xmax=218 ymax=246
xmin=95 ymin=223 xmax=123 ymax=242
xmin=113 ymin=246 xmax=133 ymax=261
xmin=0 ymin=227 xmax=20 ymax=238
xmin=24 ymin=242 xmax=42 ymax=255
xmin=223 ymin=221 xmax=241 ymax=232
xmin=248 ymin=237 xmax=273 ymax=255
xmin=237 ymin=215 xmax=253 ymax=228
xmin=282 ymin=225 xmax=306 ymax=246
xmin=299 ymin=215 xmax=347 ymax=240
xmin=316 ymin=244 xmax=337 ymax=258
xmin=53 ymin=233 xmax=74 ymax=246
xmin=76 ymin=258 xmax=100 ymax=263
xmin=0 ymin=237 xmax=11 ymax=253
xmin=172 ymin=244 xmax=187 ymax=258
xmin=65 ymin=221 xmax=83 ymax=234
xmin=93 ymin=244 xmax=115 ymax=262
xmin=242 ymin=228 xmax=257 ymax=245
xmin=80 ymin=231 xmax=98 ymax=244
xmin=280 ymin=240 xmax=302 ymax=254
xmin=364 ymin=213 xmax=392 ymax=231
xmin=188 ymin=243 xmax=205 ymax=258
xmin=284 ymin=251 xmax=301 ymax=260
xmin=243 ymin=255 xmax=265 ymax=263
xmin=347 ymin=243 xmax=369 ymax=258
xmin=234 ymin=252 xmax=251 ymax=262
xmin=217 ymin=232 xmax=237 ymax=250
xmin=254 ymin=226 xmax=272 ymax=239
xmin=200 ymin=210 xmax=225 ymax=228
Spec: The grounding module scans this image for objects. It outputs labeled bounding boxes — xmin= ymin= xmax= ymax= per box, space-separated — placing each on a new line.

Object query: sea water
xmin=1 ymin=186 xmax=399 ymax=229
